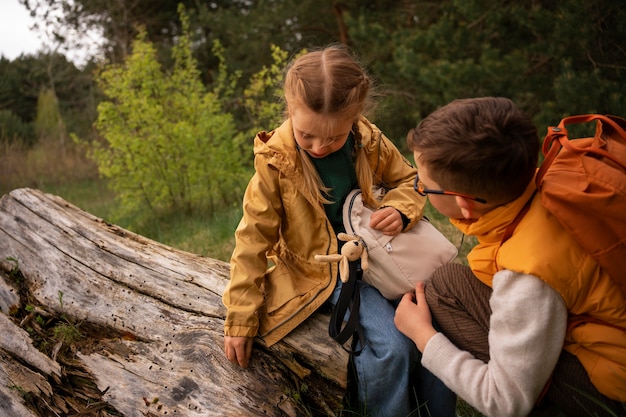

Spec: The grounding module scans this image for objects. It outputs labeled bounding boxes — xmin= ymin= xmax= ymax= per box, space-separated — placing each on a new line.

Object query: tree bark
xmin=0 ymin=188 xmax=348 ymax=417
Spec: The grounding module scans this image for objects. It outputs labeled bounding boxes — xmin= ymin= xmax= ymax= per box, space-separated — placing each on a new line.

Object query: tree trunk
xmin=0 ymin=188 xmax=348 ymax=417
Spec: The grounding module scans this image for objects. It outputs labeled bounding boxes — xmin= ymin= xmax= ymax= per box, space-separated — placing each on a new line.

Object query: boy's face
xmin=413 ymin=151 xmax=466 ymax=219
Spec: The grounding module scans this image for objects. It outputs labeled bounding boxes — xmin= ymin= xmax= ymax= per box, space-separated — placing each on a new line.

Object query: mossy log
xmin=0 ymin=188 xmax=348 ymax=417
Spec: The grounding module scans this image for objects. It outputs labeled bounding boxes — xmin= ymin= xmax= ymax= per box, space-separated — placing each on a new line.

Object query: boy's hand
xmin=224 ymin=336 xmax=253 ymax=368
xmin=394 ymin=281 xmax=438 ymax=352
xmin=369 ymin=206 xmax=403 ymax=236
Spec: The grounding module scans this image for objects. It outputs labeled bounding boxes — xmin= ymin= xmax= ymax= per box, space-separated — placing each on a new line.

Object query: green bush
xmin=91 ymin=6 xmax=249 ymax=218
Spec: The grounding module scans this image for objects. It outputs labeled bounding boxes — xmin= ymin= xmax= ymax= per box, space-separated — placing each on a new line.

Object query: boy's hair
xmin=407 ymin=97 xmax=539 ymax=205
xmin=284 ymin=44 xmax=379 ymax=207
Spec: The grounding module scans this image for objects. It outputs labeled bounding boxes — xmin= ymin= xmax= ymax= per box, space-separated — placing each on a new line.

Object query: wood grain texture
xmin=0 ymin=188 xmax=348 ymax=416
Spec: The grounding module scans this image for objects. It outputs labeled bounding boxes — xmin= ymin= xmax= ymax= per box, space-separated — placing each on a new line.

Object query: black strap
xmin=329 ymin=260 xmax=364 ymax=355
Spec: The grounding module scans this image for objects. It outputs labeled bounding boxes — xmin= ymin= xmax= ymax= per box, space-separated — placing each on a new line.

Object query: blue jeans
xmin=330 ymin=280 xmax=456 ymax=417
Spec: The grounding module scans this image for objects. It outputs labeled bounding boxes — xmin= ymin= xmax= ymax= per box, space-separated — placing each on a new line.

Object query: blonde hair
xmin=284 ymin=45 xmax=378 ymax=207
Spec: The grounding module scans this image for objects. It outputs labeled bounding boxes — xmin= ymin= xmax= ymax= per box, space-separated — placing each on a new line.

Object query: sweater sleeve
xmin=422 ymin=271 xmax=567 ymax=417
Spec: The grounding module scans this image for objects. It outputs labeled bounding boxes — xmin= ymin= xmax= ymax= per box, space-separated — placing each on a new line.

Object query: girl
xmin=222 ymin=45 xmax=455 ymax=417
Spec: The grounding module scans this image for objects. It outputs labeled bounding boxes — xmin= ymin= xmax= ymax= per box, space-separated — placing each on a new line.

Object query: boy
xmin=395 ymin=97 xmax=626 ymax=417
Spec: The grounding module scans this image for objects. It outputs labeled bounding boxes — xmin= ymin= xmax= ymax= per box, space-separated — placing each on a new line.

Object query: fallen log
xmin=0 ymin=188 xmax=349 ymax=417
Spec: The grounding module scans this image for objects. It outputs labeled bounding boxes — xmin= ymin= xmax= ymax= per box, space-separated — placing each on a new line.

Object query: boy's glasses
xmin=414 ymin=173 xmax=487 ymax=204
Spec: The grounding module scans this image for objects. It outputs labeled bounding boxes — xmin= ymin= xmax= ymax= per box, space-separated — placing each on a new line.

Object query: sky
xmin=0 ymin=0 xmax=44 ymax=60
xmin=0 ymin=0 xmax=101 ymax=67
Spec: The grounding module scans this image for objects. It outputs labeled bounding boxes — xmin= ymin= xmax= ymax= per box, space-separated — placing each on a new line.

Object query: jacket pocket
xmin=264 ymin=262 xmax=319 ymax=315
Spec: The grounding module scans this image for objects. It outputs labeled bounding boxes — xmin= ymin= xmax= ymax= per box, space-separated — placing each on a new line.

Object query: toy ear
xmin=338 ymin=232 xmax=357 ymax=242
xmin=337 ymin=232 xmax=349 ymax=242
xmin=339 ymin=257 xmax=349 ymax=283
xmin=315 ymin=254 xmax=343 ymax=263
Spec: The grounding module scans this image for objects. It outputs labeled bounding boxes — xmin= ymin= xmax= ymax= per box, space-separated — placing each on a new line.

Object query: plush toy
xmin=315 ymin=233 xmax=368 ymax=283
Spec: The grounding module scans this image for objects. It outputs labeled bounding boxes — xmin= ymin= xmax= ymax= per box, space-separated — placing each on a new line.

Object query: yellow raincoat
xmin=223 ymin=116 xmax=424 ymax=346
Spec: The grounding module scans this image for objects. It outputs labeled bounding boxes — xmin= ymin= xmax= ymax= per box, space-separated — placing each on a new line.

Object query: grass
xmin=0 ymin=139 xmax=98 ymax=195
xmin=125 ymin=202 xmax=243 ymax=261
xmin=1 ymin=140 xmax=242 ymax=262
xmin=41 ymin=179 xmax=118 ymax=218
xmin=423 ymin=201 xmax=477 ymax=265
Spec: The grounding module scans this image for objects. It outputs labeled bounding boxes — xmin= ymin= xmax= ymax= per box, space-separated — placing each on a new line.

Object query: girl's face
xmin=290 ymin=105 xmax=353 ymax=158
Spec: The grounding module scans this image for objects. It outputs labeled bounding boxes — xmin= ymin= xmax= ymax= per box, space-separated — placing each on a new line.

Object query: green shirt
xmin=310 ymin=134 xmax=357 ymax=234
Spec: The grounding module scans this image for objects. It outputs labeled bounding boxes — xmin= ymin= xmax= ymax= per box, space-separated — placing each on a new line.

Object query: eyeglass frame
xmin=413 ymin=172 xmax=487 ymax=204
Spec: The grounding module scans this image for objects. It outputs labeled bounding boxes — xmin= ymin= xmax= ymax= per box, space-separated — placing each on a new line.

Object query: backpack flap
xmin=537 ymin=114 xmax=626 ymax=292
xmin=343 ymin=189 xmax=458 ymax=300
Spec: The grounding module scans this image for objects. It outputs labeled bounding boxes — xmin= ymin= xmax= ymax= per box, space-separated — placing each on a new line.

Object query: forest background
xmin=1 ymin=2 xmax=625 ymax=416
xmin=1 ymin=0 xmax=625 ymax=263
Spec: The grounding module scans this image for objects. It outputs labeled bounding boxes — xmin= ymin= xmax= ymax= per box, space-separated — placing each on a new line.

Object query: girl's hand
xmin=224 ymin=336 xmax=254 ymax=368
xmin=394 ymin=281 xmax=438 ymax=352
xmin=369 ymin=206 xmax=403 ymax=236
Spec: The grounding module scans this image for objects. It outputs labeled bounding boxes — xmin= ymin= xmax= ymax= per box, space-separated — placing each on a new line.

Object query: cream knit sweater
xmin=422 ymin=270 xmax=567 ymax=417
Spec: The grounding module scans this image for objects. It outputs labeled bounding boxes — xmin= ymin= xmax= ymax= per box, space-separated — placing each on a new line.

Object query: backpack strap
xmin=537 ymin=114 xmax=626 ymax=186
xmin=328 ymin=260 xmax=364 ymax=355
xmin=505 ymin=113 xmax=626 ymax=244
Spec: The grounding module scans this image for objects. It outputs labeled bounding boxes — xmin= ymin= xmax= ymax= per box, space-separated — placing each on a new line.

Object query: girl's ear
xmin=455 ymin=196 xmax=475 ymax=219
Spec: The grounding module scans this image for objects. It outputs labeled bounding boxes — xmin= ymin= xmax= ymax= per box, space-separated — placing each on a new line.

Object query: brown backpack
xmin=535 ymin=114 xmax=626 ymax=296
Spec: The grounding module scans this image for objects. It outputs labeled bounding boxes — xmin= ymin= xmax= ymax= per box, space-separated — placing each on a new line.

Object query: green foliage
xmin=52 ymin=321 xmax=83 ymax=345
xmin=0 ymin=55 xmax=38 ymax=123
xmin=92 ymin=6 xmax=248 ymax=218
xmin=0 ymin=109 xmax=34 ymax=146
xmin=243 ymin=44 xmax=289 ymax=134
xmin=1 ymin=53 xmax=96 ymax=144
xmin=35 ymin=88 xmax=67 ymax=144
xmin=347 ymin=0 xmax=626 ymax=142
xmin=210 ymin=40 xmax=242 ymax=108
xmin=456 ymin=398 xmax=485 ymax=417
xmin=8 ymin=385 xmax=28 ymax=398
xmin=22 ymin=1 xmax=625 ymax=152
xmin=5 ymin=256 xmax=24 ymax=285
